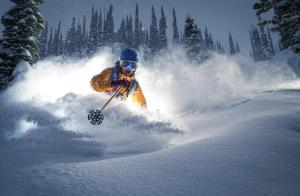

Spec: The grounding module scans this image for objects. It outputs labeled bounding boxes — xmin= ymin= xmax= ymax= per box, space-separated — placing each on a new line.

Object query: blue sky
xmin=0 ymin=0 xmax=264 ymax=55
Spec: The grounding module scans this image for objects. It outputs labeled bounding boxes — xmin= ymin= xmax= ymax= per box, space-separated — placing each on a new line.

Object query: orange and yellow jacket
xmin=90 ymin=66 xmax=147 ymax=108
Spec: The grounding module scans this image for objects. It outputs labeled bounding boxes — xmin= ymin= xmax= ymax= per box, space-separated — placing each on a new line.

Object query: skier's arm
xmin=90 ymin=68 xmax=114 ymax=92
xmin=133 ymin=85 xmax=147 ymax=108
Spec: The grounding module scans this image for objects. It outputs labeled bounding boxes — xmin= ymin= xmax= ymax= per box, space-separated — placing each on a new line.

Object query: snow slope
xmin=0 ymin=49 xmax=300 ymax=196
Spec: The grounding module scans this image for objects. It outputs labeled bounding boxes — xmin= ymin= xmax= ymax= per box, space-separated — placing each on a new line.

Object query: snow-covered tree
xmin=118 ymin=18 xmax=127 ymax=49
xmin=259 ymin=24 xmax=270 ymax=57
xmin=158 ymin=6 xmax=167 ymax=50
xmin=228 ymin=32 xmax=236 ymax=55
xmin=97 ymin=10 xmax=103 ymax=48
xmin=184 ymin=16 xmax=203 ymax=60
xmin=103 ymin=5 xmax=114 ymax=45
xmin=87 ymin=7 xmax=98 ymax=55
xmin=47 ymin=27 xmax=53 ymax=56
xmin=267 ymin=26 xmax=276 ymax=56
xmin=52 ymin=21 xmax=61 ymax=56
xmin=253 ymin=0 xmax=300 ymax=54
xmin=250 ymin=26 xmax=265 ymax=61
xmin=0 ymin=0 xmax=44 ymax=89
xmin=235 ymin=41 xmax=240 ymax=54
xmin=81 ymin=15 xmax=87 ymax=55
xmin=149 ymin=6 xmax=159 ymax=55
xmin=39 ymin=21 xmax=48 ymax=58
xmin=172 ymin=7 xmax=180 ymax=44
xmin=125 ymin=15 xmax=134 ymax=48
xmin=133 ymin=4 xmax=141 ymax=50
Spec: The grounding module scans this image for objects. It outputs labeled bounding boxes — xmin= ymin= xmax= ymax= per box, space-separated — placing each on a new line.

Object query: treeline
xmin=249 ymin=25 xmax=276 ymax=62
xmin=39 ymin=4 xmax=232 ymax=60
xmin=252 ymin=0 xmax=299 ymax=56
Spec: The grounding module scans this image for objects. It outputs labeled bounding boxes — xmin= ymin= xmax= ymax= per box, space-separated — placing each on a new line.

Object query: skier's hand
xmin=111 ymin=79 xmax=131 ymax=89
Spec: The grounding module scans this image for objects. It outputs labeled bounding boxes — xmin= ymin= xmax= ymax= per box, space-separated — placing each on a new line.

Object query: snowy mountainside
xmin=0 ymin=48 xmax=300 ymax=196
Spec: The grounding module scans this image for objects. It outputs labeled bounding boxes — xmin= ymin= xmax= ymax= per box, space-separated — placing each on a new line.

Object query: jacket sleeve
xmin=90 ymin=68 xmax=113 ymax=92
xmin=133 ymin=85 xmax=147 ymax=108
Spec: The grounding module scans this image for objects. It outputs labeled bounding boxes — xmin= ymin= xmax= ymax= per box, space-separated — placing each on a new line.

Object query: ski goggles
xmin=120 ymin=60 xmax=137 ymax=70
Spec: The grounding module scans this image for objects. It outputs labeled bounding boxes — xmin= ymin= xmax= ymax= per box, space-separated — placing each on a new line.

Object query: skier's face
xmin=120 ymin=61 xmax=137 ymax=76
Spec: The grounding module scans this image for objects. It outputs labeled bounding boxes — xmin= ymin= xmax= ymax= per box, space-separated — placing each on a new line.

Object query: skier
xmin=90 ymin=48 xmax=147 ymax=108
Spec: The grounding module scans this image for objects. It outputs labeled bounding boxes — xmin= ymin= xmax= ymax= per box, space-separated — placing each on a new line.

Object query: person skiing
xmin=90 ymin=48 xmax=147 ymax=108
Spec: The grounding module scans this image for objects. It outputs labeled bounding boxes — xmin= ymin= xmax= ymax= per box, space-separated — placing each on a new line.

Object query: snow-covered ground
xmin=0 ymin=49 xmax=300 ymax=196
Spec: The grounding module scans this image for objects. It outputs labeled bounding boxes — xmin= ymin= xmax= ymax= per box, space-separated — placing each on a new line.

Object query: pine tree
xmin=125 ymin=15 xmax=134 ymax=48
xmin=75 ymin=23 xmax=82 ymax=57
xmin=208 ymin=33 xmax=214 ymax=50
xmin=87 ymin=7 xmax=98 ymax=55
xmin=133 ymin=4 xmax=141 ymax=49
xmin=149 ymin=6 xmax=159 ymax=55
xmin=204 ymin=27 xmax=210 ymax=50
xmin=103 ymin=5 xmax=114 ymax=45
xmin=172 ymin=7 xmax=180 ymax=44
xmin=118 ymin=18 xmax=127 ymax=49
xmin=235 ymin=41 xmax=240 ymax=53
xmin=97 ymin=10 xmax=103 ymax=48
xmin=47 ymin=27 xmax=53 ymax=56
xmin=39 ymin=21 xmax=48 ymax=58
xmin=253 ymin=0 xmax=300 ymax=54
xmin=0 ymin=0 xmax=44 ymax=88
xmin=158 ymin=6 xmax=167 ymax=50
xmin=228 ymin=32 xmax=236 ymax=55
xmin=69 ymin=17 xmax=77 ymax=55
xmin=58 ymin=32 xmax=64 ymax=55
xmin=267 ymin=25 xmax=275 ymax=57
xmin=184 ymin=16 xmax=203 ymax=60
xmin=249 ymin=26 xmax=265 ymax=61
xmin=259 ymin=23 xmax=270 ymax=58
xmin=52 ymin=21 xmax=61 ymax=56
xmin=82 ymin=15 xmax=87 ymax=54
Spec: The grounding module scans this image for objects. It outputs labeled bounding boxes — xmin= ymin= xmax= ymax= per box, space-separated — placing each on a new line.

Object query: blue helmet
xmin=119 ymin=48 xmax=139 ymax=63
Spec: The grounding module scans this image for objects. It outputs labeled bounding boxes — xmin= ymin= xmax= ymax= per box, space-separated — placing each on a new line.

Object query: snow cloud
xmin=0 ymin=48 xmax=297 ymax=157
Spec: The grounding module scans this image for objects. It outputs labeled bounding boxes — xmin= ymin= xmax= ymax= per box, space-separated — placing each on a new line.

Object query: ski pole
xmin=88 ymin=86 xmax=122 ymax=125
xmin=99 ymin=86 xmax=122 ymax=112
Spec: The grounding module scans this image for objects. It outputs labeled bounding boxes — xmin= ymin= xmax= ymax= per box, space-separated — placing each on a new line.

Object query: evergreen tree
xmin=184 ymin=16 xmax=203 ymax=60
xmin=47 ymin=27 xmax=53 ymax=56
xmin=249 ymin=26 xmax=265 ymax=61
xmin=133 ymin=4 xmax=141 ymax=49
xmin=267 ymin=25 xmax=275 ymax=57
xmin=149 ymin=6 xmax=159 ymax=54
xmin=103 ymin=5 xmax=114 ymax=45
xmin=172 ymin=7 xmax=180 ymax=44
xmin=82 ymin=15 xmax=87 ymax=54
xmin=228 ymin=32 xmax=236 ymax=55
xmin=87 ymin=7 xmax=98 ymax=55
xmin=259 ymin=24 xmax=270 ymax=58
xmin=158 ymin=6 xmax=167 ymax=50
xmin=97 ymin=10 xmax=103 ymax=48
xmin=39 ymin=21 xmax=48 ymax=58
xmin=253 ymin=0 xmax=300 ymax=54
xmin=69 ymin=17 xmax=77 ymax=55
xmin=0 ymin=0 xmax=44 ymax=88
xmin=235 ymin=41 xmax=240 ymax=53
xmin=204 ymin=27 xmax=210 ymax=50
xmin=58 ymin=32 xmax=64 ymax=55
xmin=75 ymin=23 xmax=82 ymax=56
xmin=118 ymin=18 xmax=127 ymax=49
xmin=125 ymin=15 xmax=134 ymax=48
xmin=208 ymin=33 xmax=214 ymax=50
xmin=52 ymin=21 xmax=61 ymax=56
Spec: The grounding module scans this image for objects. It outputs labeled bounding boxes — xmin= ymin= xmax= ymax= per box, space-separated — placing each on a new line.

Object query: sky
xmin=0 ymin=0 xmax=262 ymax=55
